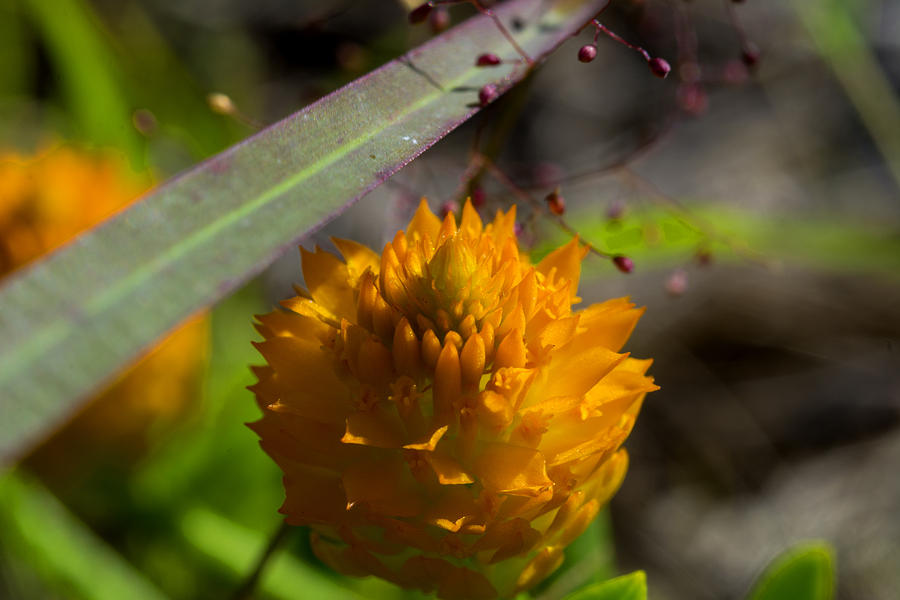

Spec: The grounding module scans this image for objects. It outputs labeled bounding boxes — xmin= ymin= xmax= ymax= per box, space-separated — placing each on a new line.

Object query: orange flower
xmin=1 ymin=145 xmax=207 ymax=470
xmin=250 ymin=199 xmax=657 ymax=599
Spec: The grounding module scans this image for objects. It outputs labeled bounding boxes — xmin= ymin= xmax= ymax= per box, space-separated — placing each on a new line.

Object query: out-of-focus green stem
xmin=793 ymin=0 xmax=900 ymax=190
xmin=19 ymin=0 xmax=142 ymax=166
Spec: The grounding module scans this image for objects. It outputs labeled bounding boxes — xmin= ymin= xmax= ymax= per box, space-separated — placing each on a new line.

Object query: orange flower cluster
xmin=1 ymin=145 xmax=206 ymax=468
xmin=251 ymin=199 xmax=657 ymax=598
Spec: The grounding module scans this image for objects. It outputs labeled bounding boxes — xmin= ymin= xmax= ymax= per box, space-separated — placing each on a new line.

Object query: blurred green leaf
xmin=20 ymin=0 xmax=142 ymax=165
xmin=180 ymin=507 xmax=363 ymax=600
xmin=562 ymin=570 xmax=647 ymax=600
xmin=747 ymin=542 xmax=835 ymax=600
xmin=537 ymin=206 xmax=900 ymax=276
xmin=0 ymin=0 xmax=609 ymax=462
xmin=0 ymin=0 xmax=31 ymax=97
xmin=0 ymin=471 xmax=167 ymax=600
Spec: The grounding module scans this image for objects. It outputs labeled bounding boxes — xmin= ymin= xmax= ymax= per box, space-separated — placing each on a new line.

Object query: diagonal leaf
xmin=0 ymin=471 xmax=168 ymax=600
xmin=0 ymin=0 xmax=609 ymax=462
xmin=747 ymin=542 xmax=836 ymax=600
xmin=562 ymin=571 xmax=647 ymax=600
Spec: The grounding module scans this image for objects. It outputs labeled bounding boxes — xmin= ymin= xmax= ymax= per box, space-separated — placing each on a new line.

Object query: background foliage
xmin=1 ymin=0 xmax=897 ymax=598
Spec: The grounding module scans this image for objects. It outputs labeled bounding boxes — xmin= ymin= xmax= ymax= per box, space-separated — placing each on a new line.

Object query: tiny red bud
xmin=648 ymin=57 xmax=671 ymax=78
xmin=676 ymin=83 xmax=709 ymax=116
xmin=665 ymin=269 xmax=688 ymax=296
xmin=606 ymin=199 xmax=625 ymax=220
xmin=408 ymin=3 xmax=432 ymax=24
xmin=470 ymin=186 xmax=486 ymax=208
xmin=478 ymin=83 xmax=499 ymax=107
xmin=513 ymin=222 xmax=524 ymax=238
xmin=695 ymin=249 xmax=713 ymax=266
xmin=613 ymin=255 xmax=634 ymax=274
xmin=429 ymin=7 xmax=450 ymax=33
xmin=476 ymin=53 xmax=502 ymax=67
xmin=741 ymin=42 xmax=760 ymax=67
xmin=545 ymin=190 xmax=565 ymax=215
xmin=577 ymin=44 xmax=598 ymax=63
xmin=722 ymin=60 xmax=749 ymax=85
xmin=440 ymin=200 xmax=459 ymax=218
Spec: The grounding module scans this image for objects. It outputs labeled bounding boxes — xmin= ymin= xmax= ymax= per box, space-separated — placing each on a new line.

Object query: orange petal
xmin=342 ymin=457 xmax=423 ymax=517
xmin=424 ymin=452 xmax=475 ymax=485
xmin=459 ymin=199 xmax=483 ymax=238
xmin=536 ymin=236 xmax=588 ymax=299
xmin=300 ymin=246 xmax=357 ymax=320
xmin=514 ymin=545 xmax=564 ymax=594
xmin=576 ymin=298 xmax=646 ymax=352
xmin=403 ymin=425 xmax=448 ymax=451
xmin=332 ymin=237 xmax=380 ymax=283
xmin=473 ymin=442 xmax=552 ymax=496
xmin=406 ymin=198 xmax=441 ymax=243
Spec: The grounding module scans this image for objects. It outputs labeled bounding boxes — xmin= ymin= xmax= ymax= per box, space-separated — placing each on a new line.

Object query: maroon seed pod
xmin=429 ymin=6 xmax=450 ymax=33
xmin=476 ymin=53 xmax=502 ymax=67
xmin=577 ymin=44 xmax=598 ymax=63
xmin=470 ymin=186 xmax=486 ymax=208
xmin=606 ymin=199 xmax=625 ymax=220
xmin=648 ymin=57 xmax=671 ymax=79
xmin=665 ymin=269 xmax=688 ymax=297
xmin=513 ymin=221 xmax=524 ymax=238
xmin=408 ymin=3 xmax=432 ymax=24
xmin=545 ymin=190 xmax=565 ymax=215
xmin=613 ymin=255 xmax=634 ymax=274
xmin=676 ymin=83 xmax=709 ymax=116
xmin=695 ymin=248 xmax=713 ymax=266
xmin=479 ymin=83 xmax=499 ymax=107
xmin=741 ymin=42 xmax=761 ymax=67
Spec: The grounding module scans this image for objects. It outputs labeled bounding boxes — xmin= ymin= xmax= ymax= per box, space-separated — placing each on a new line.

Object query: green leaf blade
xmin=0 ymin=0 xmax=609 ymax=461
xmin=563 ymin=571 xmax=647 ymax=600
xmin=748 ymin=542 xmax=836 ymax=600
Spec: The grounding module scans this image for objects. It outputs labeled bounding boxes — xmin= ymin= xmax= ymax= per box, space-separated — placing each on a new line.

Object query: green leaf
xmin=563 ymin=571 xmax=647 ymax=600
xmin=19 ymin=0 xmax=143 ymax=166
xmin=747 ymin=542 xmax=836 ymax=600
xmin=180 ymin=507 xmax=364 ymax=600
xmin=0 ymin=471 xmax=168 ymax=600
xmin=0 ymin=0 xmax=608 ymax=462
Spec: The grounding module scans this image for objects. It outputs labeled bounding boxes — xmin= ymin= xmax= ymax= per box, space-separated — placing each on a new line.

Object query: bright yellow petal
xmin=332 ymin=237 xmax=380 ymax=282
xmin=406 ymin=198 xmax=441 ymax=243
xmin=474 ymin=442 xmax=552 ymax=496
xmin=300 ymin=246 xmax=357 ymax=320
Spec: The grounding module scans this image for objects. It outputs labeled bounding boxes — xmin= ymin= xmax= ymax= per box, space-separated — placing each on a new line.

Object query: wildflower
xmin=1 ymin=145 xmax=207 ymax=469
xmin=250 ymin=199 xmax=657 ymax=599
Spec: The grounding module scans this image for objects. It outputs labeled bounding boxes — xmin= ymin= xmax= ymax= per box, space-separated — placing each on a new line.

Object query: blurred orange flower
xmin=250 ymin=199 xmax=657 ymax=599
xmin=0 ymin=145 xmax=207 ymax=473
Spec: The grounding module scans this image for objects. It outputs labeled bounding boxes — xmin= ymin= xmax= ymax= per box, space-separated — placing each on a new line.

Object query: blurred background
xmin=0 ymin=0 xmax=898 ymax=599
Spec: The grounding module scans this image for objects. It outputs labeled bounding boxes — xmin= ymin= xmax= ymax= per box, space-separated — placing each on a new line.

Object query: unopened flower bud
xmin=471 ymin=186 xmax=486 ymax=208
xmin=606 ymin=199 xmax=625 ymax=220
xmin=476 ymin=53 xmax=502 ymax=67
xmin=677 ymin=83 xmax=708 ymax=116
xmin=742 ymin=42 xmax=760 ymax=67
xmin=613 ymin=255 xmax=634 ymax=273
xmin=648 ymin=57 xmax=671 ymax=78
xmin=545 ymin=189 xmax=565 ymax=215
xmin=578 ymin=44 xmax=598 ymax=63
xmin=696 ymin=248 xmax=713 ymax=266
xmin=665 ymin=269 xmax=688 ymax=296
xmin=408 ymin=2 xmax=432 ymax=24
xmin=207 ymin=92 xmax=235 ymax=115
xmin=479 ymin=83 xmax=499 ymax=106
xmin=429 ymin=6 xmax=450 ymax=33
